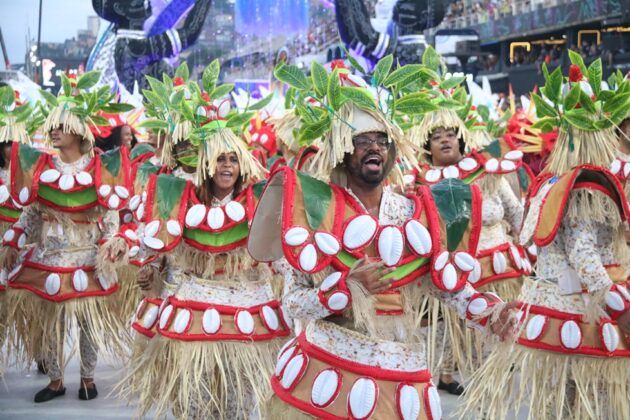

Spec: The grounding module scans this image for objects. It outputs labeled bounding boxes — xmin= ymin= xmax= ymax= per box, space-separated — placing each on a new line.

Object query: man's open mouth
xmin=363 ymin=155 xmax=383 ymax=171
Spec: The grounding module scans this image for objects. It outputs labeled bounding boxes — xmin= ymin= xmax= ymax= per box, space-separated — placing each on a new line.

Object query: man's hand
xmin=490 ymin=301 xmax=520 ymax=341
xmin=2 ymin=247 xmax=18 ymax=271
xmin=349 ymin=256 xmax=395 ymax=295
xmin=136 ymin=266 xmax=155 ymax=291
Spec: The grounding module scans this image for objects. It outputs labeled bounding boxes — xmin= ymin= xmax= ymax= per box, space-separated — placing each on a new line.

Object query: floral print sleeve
xmin=272 ymin=258 xmax=333 ymax=321
xmin=498 ymin=177 xmax=524 ymax=234
xmin=562 ymin=216 xmax=612 ymax=293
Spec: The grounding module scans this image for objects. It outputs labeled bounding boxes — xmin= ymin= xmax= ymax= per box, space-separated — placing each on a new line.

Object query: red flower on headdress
xmin=173 ymin=76 xmax=185 ymax=86
xmin=541 ymin=131 xmax=558 ymax=157
xmin=330 ymin=59 xmax=347 ymax=70
xmin=201 ymin=91 xmax=210 ymax=102
xmin=67 ymin=73 xmax=78 ymax=87
xmin=14 ymin=90 xmax=23 ymax=106
xmin=568 ymin=64 xmax=583 ymax=82
xmin=249 ymin=117 xmax=277 ymax=157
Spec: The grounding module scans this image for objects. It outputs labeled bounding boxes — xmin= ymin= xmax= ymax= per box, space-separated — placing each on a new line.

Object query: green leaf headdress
xmin=274 ymin=59 xmax=418 ymax=184
xmin=531 ymin=52 xmax=630 ymax=174
xmin=41 ymin=71 xmax=134 ymax=149
xmin=0 ymin=85 xmax=33 ymax=144
xmin=396 ymin=47 xmax=472 ymax=153
xmin=142 ymin=60 xmax=266 ymax=183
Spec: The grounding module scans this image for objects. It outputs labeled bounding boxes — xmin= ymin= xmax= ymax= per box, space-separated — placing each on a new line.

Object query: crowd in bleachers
xmin=442 ymin=0 xmax=576 ymax=26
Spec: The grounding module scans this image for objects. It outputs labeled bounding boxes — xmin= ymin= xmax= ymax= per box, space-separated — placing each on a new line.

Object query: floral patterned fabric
xmin=479 ymin=177 xmax=523 ymax=250
xmin=535 ymin=192 xmax=617 ymax=294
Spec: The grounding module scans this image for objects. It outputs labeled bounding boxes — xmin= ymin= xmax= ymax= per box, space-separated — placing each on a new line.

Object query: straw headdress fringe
xmin=4 ymin=288 xmax=132 ymax=369
xmin=544 ymin=127 xmax=618 ymax=175
xmin=307 ymin=103 xmax=353 ymax=182
xmin=44 ymin=105 xmax=95 ymax=145
xmin=0 ymin=116 xmax=30 ymax=144
xmin=159 ymin=134 xmax=178 ymax=169
xmin=115 ymin=337 xmax=282 ymax=420
xmin=270 ymin=111 xmax=302 ymax=153
xmin=460 ymin=340 xmax=630 ymax=420
xmin=172 ymin=119 xmax=193 ymax=144
xmin=467 ymin=128 xmax=495 ymax=153
xmin=308 ymin=103 xmax=418 ymax=184
xmin=197 ymin=128 xmax=267 ymax=184
xmin=406 ymin=108 xmax=471 ymax=150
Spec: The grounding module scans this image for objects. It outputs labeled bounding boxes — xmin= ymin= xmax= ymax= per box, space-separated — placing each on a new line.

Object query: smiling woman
xmin=210 ymin=152 xmax=242 ymax=201
xmin=425 ymin=127 xmax=466 ymax=167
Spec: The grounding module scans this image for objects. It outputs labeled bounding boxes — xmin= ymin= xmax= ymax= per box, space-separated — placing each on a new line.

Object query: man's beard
xmin=361 ymin=167 xmax=385 ymax=185
xmin=347 ymin=161 xmax=386 ymax=186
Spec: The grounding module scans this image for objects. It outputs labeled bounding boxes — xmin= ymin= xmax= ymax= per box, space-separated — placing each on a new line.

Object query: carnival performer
xmin=0 ymin=71 xmax=134 ymax=402
xmin=611 ymin=106 xmax=630 ymax=198
xmin=120 ymin=73 xmax=201 ymax=360
xmin=117 ymin=61 xmax=291 ymax=420
xmin=463 ymin=54 xmax=630 ymax=420
xmin=409 ymin=84 xmax=528 ymax=301
xmin=248 ymin=59 xmax=517 ymax=419
xmin=400 ymin=50 xmax=528 ymax=386
xmin=0 ymin=85 xmax=36 ymax=376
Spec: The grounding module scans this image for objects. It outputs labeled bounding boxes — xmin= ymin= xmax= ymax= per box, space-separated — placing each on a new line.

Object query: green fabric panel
xmin=101 ymin=148 xmax=122 ymax=177
xmin=462 ymin=167 xmax=486 ymax=184
xmin=18 ymin=144 xmax=42 ymax=171
xmin=183 ymin=222 xmax=249 ymax=247
xmin=156 ymin=174 xmax=188 ymax=220
xmin=383 ymin=257 xmax=428 ymax=280
xmin=136 ymin=162 xmax=160 ymax=188
xmin=252 ymin=181 xmax=266 ymax=199
xmin=130 ymin=144 xmax=155 ymax=160
xmin=482 ymin=140 xmax=502 ymax=158
xmin=518 ymin=166 xmax=530 ymax=192
xmin=431 ymin=178 xmax=472 ymax=252
xmin=0 ymin=206 xmax=21 ymax=219
xmin=337 ymin=251 xmax=357 ymax=268
xmin=297 ymin=171 xmax=332 ymax=230
xmin=38 ymin=184 xmax=97 ymax=207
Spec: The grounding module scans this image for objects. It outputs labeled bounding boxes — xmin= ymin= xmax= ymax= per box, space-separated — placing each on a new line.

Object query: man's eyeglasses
xmin=353 ymin=135 xmax=389 ymax=149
